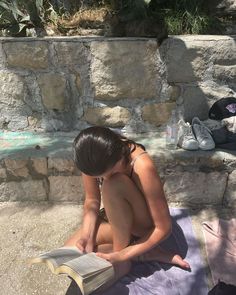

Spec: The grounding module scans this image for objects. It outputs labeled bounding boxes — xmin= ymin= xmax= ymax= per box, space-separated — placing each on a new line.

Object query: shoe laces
xmin=196 ymin=124 xmax=212 ymax=139
xmin=182 ymin=123 xmax=195 ymax=139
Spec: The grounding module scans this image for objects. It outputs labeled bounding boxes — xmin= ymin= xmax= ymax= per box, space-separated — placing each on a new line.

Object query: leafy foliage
xmin=0 ymin=0 xmax=230 ymax=37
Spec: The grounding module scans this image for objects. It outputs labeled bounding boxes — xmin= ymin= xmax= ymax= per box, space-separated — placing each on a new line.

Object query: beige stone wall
xmin=0 ymin=156 xmax=84 ymax=202
xmin=0 ymin=36 xmax=235 ymax=133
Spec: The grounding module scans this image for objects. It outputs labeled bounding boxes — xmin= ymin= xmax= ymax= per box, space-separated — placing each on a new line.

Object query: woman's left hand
xmin=96 ymin=251 xmax=124 ymax=264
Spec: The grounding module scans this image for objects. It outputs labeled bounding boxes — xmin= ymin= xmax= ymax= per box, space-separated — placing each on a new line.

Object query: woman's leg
xmin=102 ymin=173 xmax=190 ymax=268
xmin=135 ymin=245 xmax=190 ymax=269
xmin=65 ymin=173 xmax=189 ymax=268
xmin=64 ymin=217 xmax=113 ymax=248
xmin=101 ymin=173 xmax=153 ymax=250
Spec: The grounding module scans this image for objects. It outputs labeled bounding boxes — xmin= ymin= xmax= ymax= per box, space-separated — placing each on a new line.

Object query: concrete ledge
xmin=0 ymin=131 xmax=236 ymax=207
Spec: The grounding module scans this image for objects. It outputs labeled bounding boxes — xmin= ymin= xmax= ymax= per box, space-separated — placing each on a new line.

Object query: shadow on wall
xmin=159 ymin=35 xmax=236 ymax=123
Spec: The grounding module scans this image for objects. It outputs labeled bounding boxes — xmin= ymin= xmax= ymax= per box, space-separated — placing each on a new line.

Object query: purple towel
xmin=66 ymin=208 xmax=208 ymax=295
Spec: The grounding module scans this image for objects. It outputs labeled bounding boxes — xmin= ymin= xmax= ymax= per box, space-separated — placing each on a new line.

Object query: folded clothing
xmin=211 ymin=127 xmax=236 ymax=149
xmin=222 ymin=116 xmax=236 ymax=133
xmin=202 ymin=218 xmax=236 ymax=285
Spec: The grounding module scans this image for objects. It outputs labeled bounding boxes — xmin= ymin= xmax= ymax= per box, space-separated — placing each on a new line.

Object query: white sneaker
xmin=178 ymin=120 xmax=199 ymax=150
xmin=192 ymin=117 xmax=215 ymax=150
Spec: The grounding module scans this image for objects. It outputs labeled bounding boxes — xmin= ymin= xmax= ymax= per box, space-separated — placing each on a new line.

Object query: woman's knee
xmin=102 ymin=173 xmax=132 ymax=198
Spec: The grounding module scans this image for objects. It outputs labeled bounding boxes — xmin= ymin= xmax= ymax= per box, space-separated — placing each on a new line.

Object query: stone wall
xmin=0 ymin=155 xmax=84 ymax=202
xmin=0 ymin=35 xmax=235 ymax=133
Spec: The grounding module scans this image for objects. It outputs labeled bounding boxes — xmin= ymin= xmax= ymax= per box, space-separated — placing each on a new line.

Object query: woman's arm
xmin=79 ymin=174 xmax=101 ymax=252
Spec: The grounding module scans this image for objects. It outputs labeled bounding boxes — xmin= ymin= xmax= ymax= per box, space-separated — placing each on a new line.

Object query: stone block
xmin=211 ymin=37 xmax=236 ymax=65
xmin=49 ymin=176 xmax=84 ymax=202
xmin=213 ymin=65 xmax=236 ymax=83
xmin=166 ymin=35 xmax=236 ymax=83
xmin=4 ymin=159 xmax=29 ymax=178
xmin=48 ymin=158 xmax=75 ymax=174
xmin=4 ymin=41 xmax=49 ymax=69
xmin=199 ymin=84 xmax=235 ymax=101
xmin=0 ymin=42 xmax=5 ymax=67
xmin=0 ymin=72 xmax=27 ymax=106
xmin=182 ymin=86 xmax=211 ymax=122
xmin=224 ymin=170 xmax=236 ymax=206
xmin=164 ymin=171 xmax=227 ymax=205
xmin=0 ymin=168 xmax=7 ymax=179
xmin=38 ymin=73 xmax=66 ymax=111
xmin=83 ymin=106 xmax=131 ymax=127
xmin=53 ymin=41 xmax=90 ymax=68
xmin=0 ymin=71 xmax=31 ymax=130
xmin=0 ymin=180 xmax=47 ymax=201
xmin=141 ymin=102 xmax=175 ymax=126
xmin=166 ymin=37 xmax=209 ymax=83
xmin=90 ymin=40 xmax=160 ymax=100
xmin=31 ymin=158 xmax=47 ymax=175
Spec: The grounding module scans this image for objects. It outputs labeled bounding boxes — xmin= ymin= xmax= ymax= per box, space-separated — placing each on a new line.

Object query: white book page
xmin=38 ymin=247 xmax=82 ymax=268
xmin=63 ymin=252 xmax=112 ymax=278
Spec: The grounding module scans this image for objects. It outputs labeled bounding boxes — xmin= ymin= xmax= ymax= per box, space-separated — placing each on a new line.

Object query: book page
xmin=63 ymin=252 xmax=112 ymax=278
xmin=35 ymin=246 xmax=83 ymax=269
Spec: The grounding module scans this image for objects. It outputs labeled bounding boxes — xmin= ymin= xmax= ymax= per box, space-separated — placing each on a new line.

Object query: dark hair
xmin=73 ymin=126 xmax=137 ymax=176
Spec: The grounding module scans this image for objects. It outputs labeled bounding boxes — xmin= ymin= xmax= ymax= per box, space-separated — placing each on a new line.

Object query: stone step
xmin=0 ymin=131 xmax=236 ymax=208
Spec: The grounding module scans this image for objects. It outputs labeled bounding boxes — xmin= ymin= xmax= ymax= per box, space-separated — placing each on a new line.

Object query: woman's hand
xmin=76 ymin=236 xmax=94 ymax=253
xmin=96 ymin=251 xmax=125 ymax=264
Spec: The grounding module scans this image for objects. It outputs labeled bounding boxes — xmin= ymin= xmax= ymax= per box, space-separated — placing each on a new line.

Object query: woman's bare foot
xmin=136 ymin=246 xmax=190 ymax=270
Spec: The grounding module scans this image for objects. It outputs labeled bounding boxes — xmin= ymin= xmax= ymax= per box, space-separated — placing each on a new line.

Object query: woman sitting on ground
xmin=65 ymin=126 xmax=190 ymax=283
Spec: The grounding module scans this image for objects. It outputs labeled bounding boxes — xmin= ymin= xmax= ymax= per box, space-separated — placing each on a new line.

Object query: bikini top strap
xmin=130 ymin=151 xmax=147 ymax=177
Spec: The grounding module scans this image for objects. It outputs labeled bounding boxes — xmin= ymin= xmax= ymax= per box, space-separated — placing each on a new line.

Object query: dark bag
xmin=208 ymin=280 xmax=236 ymax=295
xmin=209 ymin=97 xmax=236 ymax=120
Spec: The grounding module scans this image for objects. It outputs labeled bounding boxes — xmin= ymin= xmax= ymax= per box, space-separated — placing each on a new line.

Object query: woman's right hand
xmin=76 ymin=236 xmax=94 ymax=253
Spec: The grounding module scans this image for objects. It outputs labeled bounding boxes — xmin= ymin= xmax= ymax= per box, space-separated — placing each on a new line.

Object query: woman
xmin=65 ymin=126 xmax=189 ymax=283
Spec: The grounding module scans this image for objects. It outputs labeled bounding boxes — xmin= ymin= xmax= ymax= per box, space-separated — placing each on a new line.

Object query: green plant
xmin=0 ymin=0 xmax=47 ymax=36
xmin=154 ymin=0 xmax=223 ymax=34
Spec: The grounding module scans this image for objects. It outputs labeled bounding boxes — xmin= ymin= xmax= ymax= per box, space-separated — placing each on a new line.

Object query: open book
xmin=29 ymin=246 xmax=114 ymax=295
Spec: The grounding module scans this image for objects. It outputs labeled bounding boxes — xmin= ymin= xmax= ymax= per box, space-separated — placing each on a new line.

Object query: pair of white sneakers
xmin=178 ymin=117 xmax=215 ymax=151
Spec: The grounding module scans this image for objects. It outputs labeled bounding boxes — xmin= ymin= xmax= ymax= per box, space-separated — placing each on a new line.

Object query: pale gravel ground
xmin=0 ymin=202 xmax=235 ymax=295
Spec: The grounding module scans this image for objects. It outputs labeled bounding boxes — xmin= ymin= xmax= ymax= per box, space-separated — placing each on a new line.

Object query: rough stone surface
xmin=182 ymin=86 xmax=212 ymax=121
xmin=90 ymin=40 xmax=160 ymax=100
xmin=83 ymin=106 xmax=131 ymax=127
xmin=164 ymin=171 xmax=228 ymax=205
xmin=4 ymin=41 xmax=49 ymax=69
xmin=0 ymin=71 xmax=31 ymax=130
xmin=211 ymin=37 xmax=236 ymax=64
xmin=31 ymin=158 xmax=48 ymax=175
xmin=213 ymin=65 xmax=236 ymax=83
xmin=166 ymin=38 xmax=209 ymax=83
xmin=142 ymin=102 xmax=175 ymax=126
xmin=0 ymin=168 xmax=7 ymax=179
xmin=0 ymin=36 xmax=235 ymax=133
xmin=53 ymin=41 xmax=90 ymax=69
xmin=4 ymin=159 xmax=29 ymax=178
xmin=0 ymin=71 xmax=27 ymax=105
xmin=38 ymin=73 xmax=66 ymax=111
xmin=224 ymin=170 xmax=236 ymax=206
xmin=48 ymin=158 xmax=75 ymax=174
xmin=166 ymin=36 xmax=236 ymax=83
xmin=0 ymin=180 xmax=47 ymax=201
xmin=49 ymin=176 xmax=84 ymax=202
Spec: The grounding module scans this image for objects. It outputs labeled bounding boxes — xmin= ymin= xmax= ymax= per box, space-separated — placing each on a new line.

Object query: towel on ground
xmin=202 ymin=218 xmax=236 ymax=285
xmin=66 ymin=208 xmax=208 ymax=295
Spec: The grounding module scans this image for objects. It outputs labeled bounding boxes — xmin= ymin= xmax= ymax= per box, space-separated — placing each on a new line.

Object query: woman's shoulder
xmin=130 ymin=146 xmax=155 ymax=171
